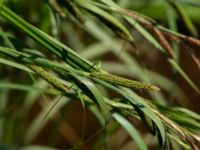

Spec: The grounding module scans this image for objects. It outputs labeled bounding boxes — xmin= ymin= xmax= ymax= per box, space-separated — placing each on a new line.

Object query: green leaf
xmin=0 ymin=5 xmax=95 ymax=72
xmin=56 ymin=0 xmax=84 ymax=22
xmin=89 ymin=105 xmax=105 ymax=126
xmin=168 ymin=59 xmax=199 ymax=94
xmin=174 ymin=0 xmax=200 ymax=6
xmin=167 ymin=133 xmax=191 ymax=150
xmin=0 ymin=27 xmax=15 ymax=48
xmin=99 ymin=0 xmax=199 ymax=94
xmin=170 ymin=2 xmax=198 ymax=37
xmin=91 ymin=77 xmax=166 ymax=147
xmin=169 ymin=113 xmax=200 ymax=130
xmin=70 ymin=75 xmax=110 ymax=124
xmin=123 ymin=89 xmax=166 ymax=147
xmin=113 ymin=112 xmax=148 ymax=150
xmin=0 ymin=46 xmax=88 ymax=78
xmin=165 ymin=2 xmax=180 ymax=62
xmin=157 ymin=104 xmax=200 ymax=130
xmin=0 ymin=82 xmax=61 ymax=95
xmin=174 ymin=108 xmax=200 ymax=121
xmin=24 ymin=97 xmax=70 ymax=143
xmin=0 ymin=58 xmax=32 ymax=73
xmin=75 ymin=0 xmax=133 ymax=41
xmin=0 ymin=82 xmax=45 ymax=92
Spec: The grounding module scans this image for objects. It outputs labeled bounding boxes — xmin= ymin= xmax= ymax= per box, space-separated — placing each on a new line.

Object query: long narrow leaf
xmin=69 ymin=75 xmax=110 ymax=124
xmin=0 ymin=5 xmax=95 ymax=72
xmin=113 ymin=112 xmax=148 ymax=150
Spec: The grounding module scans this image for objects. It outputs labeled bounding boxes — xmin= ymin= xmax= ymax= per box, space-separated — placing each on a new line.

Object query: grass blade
xmin=75 ymin=0 xmax=133 ymax=41
xmin=113 ymin=112 xmax=148 ymax=150
xmin=70 ymin=75 xmax=110 ymax=124
xmin=0 ymin=5 xmax=95 ymax=72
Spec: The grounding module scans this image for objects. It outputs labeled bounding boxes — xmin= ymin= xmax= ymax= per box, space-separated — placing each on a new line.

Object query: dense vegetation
xmin=0 ymin=0 xmax=200 ymax=149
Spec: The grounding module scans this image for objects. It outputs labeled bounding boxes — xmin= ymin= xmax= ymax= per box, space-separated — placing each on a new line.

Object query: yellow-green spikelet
xmin=28 ymin=65 xmax=68 ymax=93
xmin=90 ymin=71 xmax=159 ymax=91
